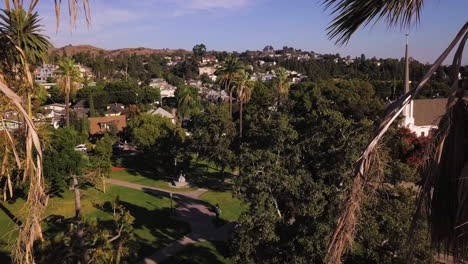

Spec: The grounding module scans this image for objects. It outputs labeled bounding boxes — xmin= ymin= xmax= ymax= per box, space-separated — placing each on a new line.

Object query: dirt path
xmin=106 ymin=179 xmax=234 ymax=264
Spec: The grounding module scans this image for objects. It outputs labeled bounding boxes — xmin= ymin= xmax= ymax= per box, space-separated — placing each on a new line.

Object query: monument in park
xmin=172 ymin=173 xmax=189 ymax=188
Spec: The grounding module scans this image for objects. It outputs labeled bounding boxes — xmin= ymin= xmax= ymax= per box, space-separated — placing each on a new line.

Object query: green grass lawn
xmin=200 ymin=191 xmax=247 ymax=222
xmin=111 ymin=169 xmax=198 ymax=192
xmin=162 ymin=241 xmax=231 ymax=264
xmin=0 ymin=184 xmax=190 ymax=261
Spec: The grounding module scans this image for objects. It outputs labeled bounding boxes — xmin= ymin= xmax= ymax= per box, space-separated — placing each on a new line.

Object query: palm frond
xmin=325 ymin=22 xmax=468 ymax=264
xmin=322 ymin=0 xmax=424 ymax=44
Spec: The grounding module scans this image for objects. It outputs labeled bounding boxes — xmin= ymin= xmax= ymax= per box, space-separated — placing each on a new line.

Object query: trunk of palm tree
xmin=27 ymin=92 xmax=32 ymax=118
xmin=102 ymin=175 xmax=106 ymax=193
xmin=72 ymin=174 xmax=81 ymax=219
xmin=65 ymin=77 xmax=70 ymax=128
xmin=229 ymin=89 xmax=233 ymax=118
xmin=72 ymin=174 xmax=88 ymax=263
xmin=239 ymin=100 xmax=243 ymax=138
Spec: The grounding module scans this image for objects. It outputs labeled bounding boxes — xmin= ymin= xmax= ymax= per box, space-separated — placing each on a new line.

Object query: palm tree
xmin=322 ymin=0 xmax=425 ymax=45
xmin=275 ymin=67 xmax=290 ymax=103
xmin=234 ymin=70 xmax=254 ymax=137
xmin=176 ymin=85 xmax=200 ymax=121
xmin=216 ymin=57 xmax=244 ymax=116
xmin=56 ymin=57 xmax=81 ymax=127
xmin=0 ymin=8 xmax=52 ymax=117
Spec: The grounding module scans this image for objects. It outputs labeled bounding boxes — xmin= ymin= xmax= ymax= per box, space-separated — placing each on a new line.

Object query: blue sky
xmin=6 ymin=0 xmax=467 ymax=64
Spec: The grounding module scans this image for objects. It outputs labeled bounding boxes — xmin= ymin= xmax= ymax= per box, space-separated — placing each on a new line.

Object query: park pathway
xmin=106 ymin=179 xmax=234 ymax=264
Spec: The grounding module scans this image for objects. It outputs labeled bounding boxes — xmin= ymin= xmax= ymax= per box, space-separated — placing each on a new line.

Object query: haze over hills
xmin=51 ymin=45 xmax=189 ymax=57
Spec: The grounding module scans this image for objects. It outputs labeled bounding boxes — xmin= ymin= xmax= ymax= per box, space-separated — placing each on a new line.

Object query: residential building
xmin=89 ymin=115 xmax=127 ymax=135
xmin=34 ymin=64 xmax=56 ymax=83
xmin=104 ymin=103 xmax=125 ymax=116
xmin=43 ymin=103 xmax=66 ymax=112
xmin=0 ymin=119 xmax=21 ymax=131
xmin=40 ymin=104 xmax=66 ymax=128
xmin=199 ymin=66 xmax=217 ymax=76
xmin=149 ymin=78 xmax=177 ymax=98
xmin=147 ymin=107 xmax=176 ymax=124
xmin=77 ymin=64 xmax=94 ymax=79
xmin=201 ymin=56 xmax=218 ymax=65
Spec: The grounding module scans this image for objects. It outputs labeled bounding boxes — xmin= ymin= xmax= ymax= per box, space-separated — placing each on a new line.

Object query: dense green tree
xmin=43 ymin=128 xmax=84 ymax=196
xmin=192 ymin=43 xmax=207 ymax=61
xmin=231 ymin=79 xmax=432 ymax=263
xmin=104 ymin=81 xmax=138 ymax=105
xmin=89 ymin=134 xmax=114 ymax=193
xmin=128 ymin=114 xmax=176 ymax=151
xmin=192 ymin=104 xmax=236 ymax=175
xmin=137 ymin=86 xmax=161 ymax=105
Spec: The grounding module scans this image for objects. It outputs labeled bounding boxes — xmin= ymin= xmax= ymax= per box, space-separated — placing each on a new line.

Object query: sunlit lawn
xmin=200 ymin=192 xmax=247 ymax=222
xmin=111 ymin=169 xmax=198 ymax=192
xmin=0 ymin=184 xmax=190 ymax=261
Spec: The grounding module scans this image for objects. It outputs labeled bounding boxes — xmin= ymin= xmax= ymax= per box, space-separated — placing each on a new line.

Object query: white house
xmin=34 ymin=64 xmax=57 ymax=83
xmin=199 ymin=66 xmax=217 ymax=76
xmin=147 ymin=107 xmax=176 ymax=124
xmin=43 ymin=103 xmax=66 ymax=112
xmin=41 ymin=104 xmax=66 ymax=128
xmin=149 ymin=78 xmax=177 ymax=98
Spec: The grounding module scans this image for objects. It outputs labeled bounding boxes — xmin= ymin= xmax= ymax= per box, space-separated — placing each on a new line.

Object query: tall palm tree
xmin=275 ymin=67 xmax=290 ymax=103
xmin=56 ymin=57 xmax=81 ymax=127
xmin=234 ymin=70 xmax=254 ymax=138
xmin=176 ymin=85 xmax=200 ymax=121
xmin=216 ymin=57 xmax=244 ymax=117
xmin=0 ymin=8 xmax=52 ymax=117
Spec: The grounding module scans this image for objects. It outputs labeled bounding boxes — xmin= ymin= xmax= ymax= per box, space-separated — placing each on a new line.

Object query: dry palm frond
xmin=414 ymin=29 xmax=468 ymax=262
xmin=4 ymin=0 xmax=91 ymax=31
xmin=322 ymin=0 xmax=424 ymax=44
xmin=0 ymin=80 xmax=47 ymax=264
xmin=325 ymin=22 xmax=468 ymax=264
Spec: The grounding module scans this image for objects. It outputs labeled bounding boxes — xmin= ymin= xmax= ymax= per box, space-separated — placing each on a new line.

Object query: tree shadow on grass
xmin=161 ymin=241 xmax=230 ymax=264
xmin=94 ymin=193 xmax=191 ymax=257
xmin=0 ymin=203 xmax=22 ymax=226
xmin=114 ymin=153 xmax=235 ymax=192
xmin=0 ymin=240 xmax=11 ymax=264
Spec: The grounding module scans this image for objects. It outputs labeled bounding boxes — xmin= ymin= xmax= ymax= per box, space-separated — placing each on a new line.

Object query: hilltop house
xmin=149 ymin=78 xmax=177 ymax=98
xmin=34 ymin=64 xmax=57 ymax=83
xmin=201 ymin=56 xmax=218 ymax=65
xmin=89 ymin=115 xmax=127 ymax=135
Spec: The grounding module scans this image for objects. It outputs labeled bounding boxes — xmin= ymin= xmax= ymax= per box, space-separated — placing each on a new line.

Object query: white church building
xmin=402 ymin=98 xmax=456 ymax=137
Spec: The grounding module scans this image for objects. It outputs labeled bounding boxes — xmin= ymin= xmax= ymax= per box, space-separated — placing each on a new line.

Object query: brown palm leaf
xmin=325 ymin=22 xmax=468 ymax=264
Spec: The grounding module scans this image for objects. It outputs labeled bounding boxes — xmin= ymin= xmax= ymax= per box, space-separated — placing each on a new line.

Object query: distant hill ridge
xmin=51 ymin=45 xmax=189 ymax=57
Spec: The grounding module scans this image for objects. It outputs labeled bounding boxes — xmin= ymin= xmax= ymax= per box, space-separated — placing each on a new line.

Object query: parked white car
xmin=74 ymin=144 xmax=87 ymax=152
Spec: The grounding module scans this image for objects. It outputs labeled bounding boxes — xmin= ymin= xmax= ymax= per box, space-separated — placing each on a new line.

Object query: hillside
xmin=52 ymin=45 xmax=189 ymax=57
